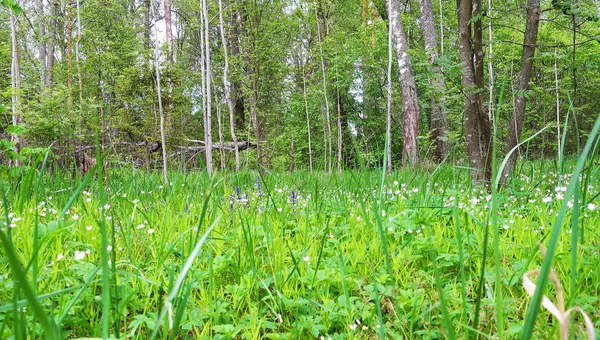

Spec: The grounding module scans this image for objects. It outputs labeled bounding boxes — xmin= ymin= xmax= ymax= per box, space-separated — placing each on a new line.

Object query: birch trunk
xmin=10 ymin=11 xmax=22 ymax=166
xmin=201 ymin=0 xmax=213 ymax=175
xmin=386 ymin=0 xmax=393 ymax=173
xmin=388 ymin=0 xmax=420 ymax=165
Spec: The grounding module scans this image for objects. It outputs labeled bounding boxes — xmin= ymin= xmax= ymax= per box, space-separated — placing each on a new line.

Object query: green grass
xmin=0 ymin=161 xmax=599 ymax=339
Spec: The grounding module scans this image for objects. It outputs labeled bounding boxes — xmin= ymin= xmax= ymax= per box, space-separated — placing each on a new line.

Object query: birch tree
xmin=388 ymin=0 xmax=420 ymax=165
xmin=200 ymin=0 xmax=213 ymax=175
xmin=10 ymin=10 xmax=22 ymax=166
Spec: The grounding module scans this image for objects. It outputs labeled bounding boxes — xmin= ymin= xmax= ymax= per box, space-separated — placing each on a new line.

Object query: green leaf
xmin=6 ymin=124 xmax=25 ymax=137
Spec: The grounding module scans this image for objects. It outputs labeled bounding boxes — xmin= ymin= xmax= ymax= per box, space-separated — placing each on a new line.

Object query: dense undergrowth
xmin=0 ymin=160 xmax=599 ymax=339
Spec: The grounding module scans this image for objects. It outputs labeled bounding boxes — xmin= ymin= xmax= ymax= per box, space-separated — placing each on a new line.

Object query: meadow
xmin=0 ymin=161 xmax=599 ymax=339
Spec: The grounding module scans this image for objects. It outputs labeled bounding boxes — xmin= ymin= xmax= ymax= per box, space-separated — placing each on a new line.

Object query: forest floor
xmin=1 ymin=162 xmax=599 ymax=339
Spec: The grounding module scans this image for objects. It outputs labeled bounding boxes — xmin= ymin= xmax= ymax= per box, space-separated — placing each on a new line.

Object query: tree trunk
xmin=289 ymin=125 xmax=295 ymax=172
xmin=45 ymin=0 xmax=58 ymax=87
xmin=37 ymin=0 xmax=46 ymax=87
xmin=76 ymin=0 xmax=84 ymax=130
xmin=231 ymin=11 xmax=246 ymax=131
xmin=201 ymin=0 xmax=213 ymax=175
xmin=315 ymin=5 xmax=332 ymax=172
xmin=152 ymin=0 xmax=168 ymax=182
xmin=336 ymin=78 xmax=343 ymax=173
xmin=419 ymin=0 xmax=449 ymax=161
xmin=501 ymin=0 xmax=540 ymax=179
xmin=386 ymin=0 xmax=393 ymax=173
xmin=302 ymin=62 xmax=313 ymax=172
xmin=219 ymin=0 xmax=240 ymax=171
xmin=457 ymin=0 xmax=492 ymax=184
xmin=144 ymin=0 xmax=151 ymax=45
xmin=164 ymin=0 xmax=173 ymax=63
xmin=66 ymin=2 xmax=74 ymax=109
xmin=10 ymin=11 xmax=22 ymax=167
xmin=388 ymin=0 xmax=420 ymax=166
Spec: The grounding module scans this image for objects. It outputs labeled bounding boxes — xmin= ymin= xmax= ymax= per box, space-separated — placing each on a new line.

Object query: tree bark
xmin=315 ymin=3 xmax=333 ymax=172
xmin=152 ymin=0 xmax=168 ymax=182
xmin=66 ymin=2 xmax=74 ymax=109
xmin=164 ymin=0 xmax=173 ymax=63
xmin=386 ymin=0 xmax=393 ymax=173
xmin=457 ymin=0 xmax=492 ymax=184
xmin=10 ymin=11 xmax=23 ymax=166
xmin=37 ymin=0 xmax=46 ymax=87
xmin=219 ymin=0 xmax=240 ymax=171
xmin=419 ymin=0 xmax=449 ymax=161
xmin=201 ymin=0 xmax=213 ymax=175
xmin=388 ymin=0 xmax=420 ymax=166
xmin=45 ymin=0 xmax=58 ymax=87
xmin=231 ymin=10 xmax=246 ymax=131
xmin=302 ymin=62 xmax=313 ymax=172
xmin=502 ymin=0 xmax=540 ymax=179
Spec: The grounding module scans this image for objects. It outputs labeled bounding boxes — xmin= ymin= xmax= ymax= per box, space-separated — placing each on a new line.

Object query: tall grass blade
xmin=520 ymin=114 xmax=600 ymax=339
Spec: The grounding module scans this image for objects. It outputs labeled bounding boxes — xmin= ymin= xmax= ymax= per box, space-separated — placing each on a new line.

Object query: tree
xmin=201 ymin=0 xmax=213 ymax=175
xmin=457 ymin=0 xmax=492 ymax=183
xmin=388 ymin=0 xmax=420 ymax=165
xmin=10 ymin=9 xmax=22 ymax=166
xmin=219 ymin=0 xmax=240 ymax=171
xmin=152 ymin=0 xmax=168 ymax=182
xmin=419 ymin=0 xmax=448 ymax=161
xmin=502 ymin=0 xmax=541 ymax=179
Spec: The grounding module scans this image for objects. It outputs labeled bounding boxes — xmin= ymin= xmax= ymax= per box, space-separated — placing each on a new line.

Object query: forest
xmin=0 ymin=0 xmax=600 ymax=338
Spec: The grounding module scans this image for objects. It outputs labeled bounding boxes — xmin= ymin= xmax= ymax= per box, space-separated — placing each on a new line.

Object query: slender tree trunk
xmin=302 ymin=62 xmax=313 ymax=172
xmin=289 ymin=125 xmax=295 ymax=172
xmin=76 ymin=0 xmax=84 ymax=130
xmin=231 ymin=11 xmax=245 ymax=131
xmin=457 ymin=0 xmax=492 ymax=184
xmin=487 ymin=0 xmax=494 ymax=129
xmin=336 ymin=76 xmax=343 ymax=173
xmin=144 ymin=0 xmax=151 ymax=45
xmin=315 ymin=8 xmax=332 ymax=172
xmin=419 ymin=0 xmax=448 ymax=161
xmin=164 ymin=0 xmax=174 ymax=135
xmin=388 ymin=0 xmax=420 ymax=165
xmin=37 ymin=0 xmax=46 ymax=87
xmin=201 ymin=0 xmax=213 ymax=175
xmin=386 ymin=0 xmax=393 ymax=174
xmin=219 ymin=0 xmax=240 ymax=171
xmin=10 ymin=11 xmax=22 ymax=167
xmin=45 ymin=0 xmax=58 ymax=87
xmin=554 ymin=30 xmax=561 ymax=161
xmin=164 ymin=0 xmax=173 ymax=63
xmin=152 ymin=0 xmax=168 ymax=182
xmin=501 ymin=0 xmax=540 ymax=179
xmin=215 ymin=83 xmax=226 ymax=171
xmin=66 ymin=2 xmax=74 ymax=109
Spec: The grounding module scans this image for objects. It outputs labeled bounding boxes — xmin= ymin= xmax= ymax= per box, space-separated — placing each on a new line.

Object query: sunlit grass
xmin=0 ymin=160 xmax=599 ymax=339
